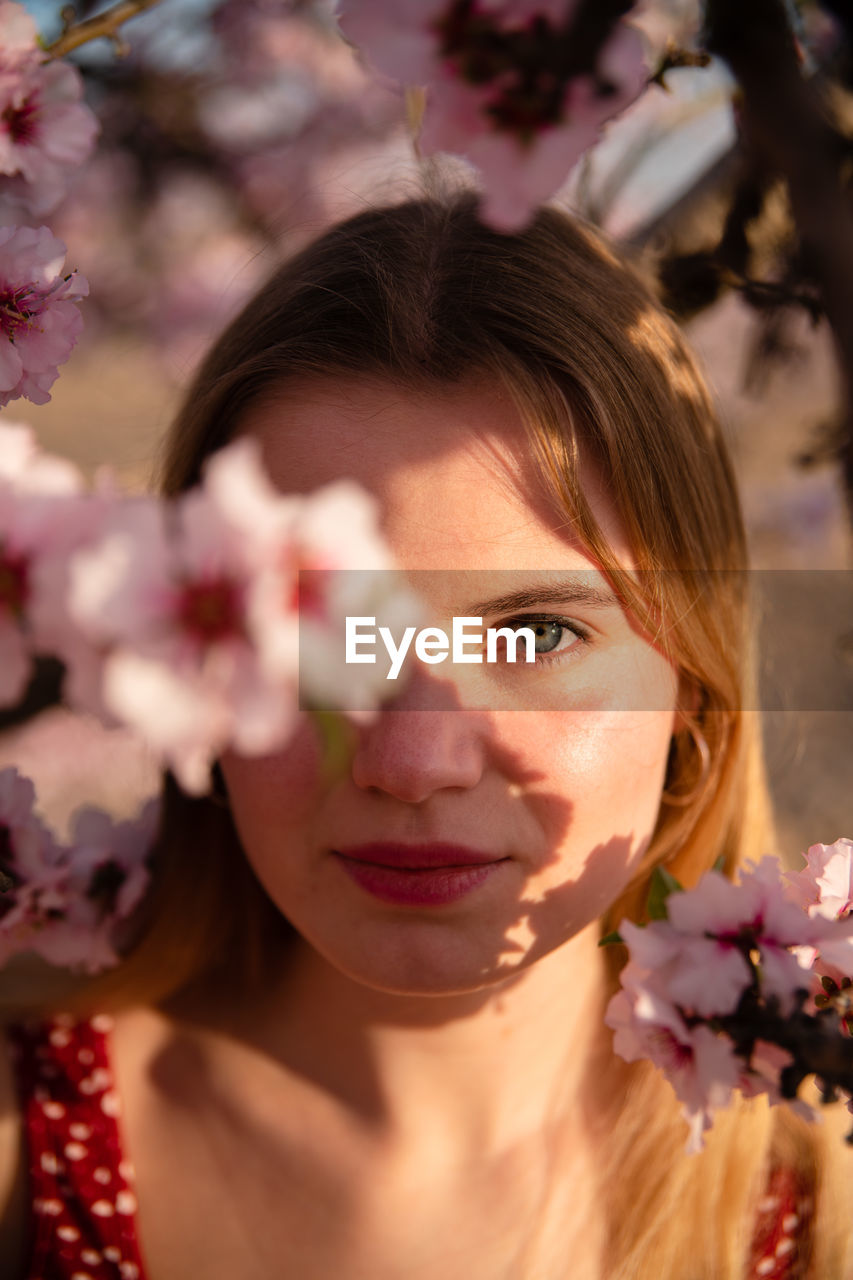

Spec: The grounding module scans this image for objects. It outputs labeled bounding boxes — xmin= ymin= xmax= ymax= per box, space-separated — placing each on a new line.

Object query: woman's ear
xmin=669 ymin=671 xmax=703 ymax=739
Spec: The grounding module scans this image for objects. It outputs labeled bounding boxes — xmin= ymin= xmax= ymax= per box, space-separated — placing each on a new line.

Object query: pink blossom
xmin=0 ymin=765 xmax=68 ymax=962
xmin=665 ymin=858 xmax=826 ymax=1011
xmin=68 ymin=441 xmax=302 ymax=794
xmin=0 ymin=789 xmax=159 ymax=973
xmin=69 ymin=439 xmax=420 ymax=790
xmin=617 ymin=916 xmax=753 ymax=1020
xmin=608 ymin=855 xmax=853 ymax=1144
xmin=242 ymin=472 xmax=425 ymax=716
xmin=606 ymin=984 xmax=741 ymax=1152
xmin=736 ymin=1039 xmax=818 ymax=1124
xmin=786 ymin=839 xmax=853 ymax=991
xmin=787 ymin=838 xmax=853 ymax=922
xmin=0 ymin=2 xmax=99 ymax=217
xmin=0 ymin=0 xmax=40 ymax=64
xmin=339 ymin=0 xmax=649 ymax=229
xmin=0 ymin=420 xmax=91 ymax=706
xmin=0 ymin=225 xmax=88 ymax=406
xmin=0 ymin=763 xmax=40 ymax=863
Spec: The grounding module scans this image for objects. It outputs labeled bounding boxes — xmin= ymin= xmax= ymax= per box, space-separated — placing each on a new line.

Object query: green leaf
xmin=598 ymin=930 xmax=624 ymax=947
xmin=647 ymin=866 xmax=684 ymax=920
xmin=712 ymin=855 xmax=727 ymax=874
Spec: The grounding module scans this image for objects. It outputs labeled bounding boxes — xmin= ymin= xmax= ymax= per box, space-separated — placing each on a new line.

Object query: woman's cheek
xmin=537 ymin=711 xmax=673 ymax=850
xmin=220 ymin=715 xmax=327 ymax=847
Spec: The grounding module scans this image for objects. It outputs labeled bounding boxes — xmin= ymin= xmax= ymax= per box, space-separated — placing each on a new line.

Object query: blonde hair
xmin=10 ymin=193 xmax=853 ymax=1276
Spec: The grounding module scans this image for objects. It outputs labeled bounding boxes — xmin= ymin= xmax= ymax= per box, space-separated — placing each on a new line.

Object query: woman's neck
xmin=164 ymin=918 xmax=624 ymax=1166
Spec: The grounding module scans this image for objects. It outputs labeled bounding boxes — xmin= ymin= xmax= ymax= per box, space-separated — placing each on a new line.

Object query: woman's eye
xmin=498 ymin=617 xmax=586 ymax=660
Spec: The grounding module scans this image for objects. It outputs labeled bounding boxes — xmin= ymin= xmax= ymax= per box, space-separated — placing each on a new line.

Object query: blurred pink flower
xmin=0 ymin=420 xmax=89 ymax=706
xmin=66 ymin=798 xmax=158 ymax=923
xmin=0 ymin=0 xmax=39 ymax=63
xmin=787 ymin=838 xmax=853 ymax=922
xmin=0 ymin=764 xmax=68 ymax=961
xmin=0 ymin=763 xmax=41 ymax=863
xmin=616 ymin=916 xmax=752 ymax=1021
xmin=244 ymin=472 xmax=424 ymax=716
xmin=339 ymin=0 xmax=649 ymax=229
xmin=69 ymin=439 xmax=420 ymax=789
xmin=0 ymin=225 xmax=88 ymax=406
xmin=606 ymin=984 xmax=741 ymax=1152
xmin=0 ymin=1 xmax=99 ymax=217
xmin=0 ymin=782 xmax=159 ymax=973
xmin=68 ymin=441 xmax=301 ymax=794
xmin=665 ymin=858 xmax=826 ymax=1010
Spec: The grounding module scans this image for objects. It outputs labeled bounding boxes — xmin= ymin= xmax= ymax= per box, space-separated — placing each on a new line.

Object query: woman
xmin=1 ymin=192 xmax=850 ymax=1280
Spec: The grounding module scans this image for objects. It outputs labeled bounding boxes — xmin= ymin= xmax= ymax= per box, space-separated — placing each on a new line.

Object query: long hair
xmin=13 ymin=192 xmax=853 ymax=1277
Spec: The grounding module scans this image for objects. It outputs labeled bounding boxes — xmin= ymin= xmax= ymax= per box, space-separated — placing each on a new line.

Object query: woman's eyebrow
xmin=460 ymin=576 xmax=621 ymax=616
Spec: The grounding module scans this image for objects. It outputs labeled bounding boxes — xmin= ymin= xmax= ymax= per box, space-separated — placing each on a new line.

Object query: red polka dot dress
xmin=745 ymin=1163 xmax=815 ymax=1280
xmin=7 ymin=1014 xmax=148 ymax=1280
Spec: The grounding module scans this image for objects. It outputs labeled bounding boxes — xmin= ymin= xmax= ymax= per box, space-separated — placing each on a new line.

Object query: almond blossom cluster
xmin=606 ymin=842 xmax=853 ymax=1151
xmin=0 ymin=765 xmax=157 ymax=973
xmin=787 ymin=838 xmax=853 ymax=1034
xmin=0 ymin=422 xmax=421 ymax=795
xmin=0 ymin=0 xmax=99 ymax=217
xmin=0 ymin=419 xmax=97 ymax=706
xmin=338 ymin=0 xmax=653 ymax=230
xmin=0 ymin=224 xmax=88 ymax=407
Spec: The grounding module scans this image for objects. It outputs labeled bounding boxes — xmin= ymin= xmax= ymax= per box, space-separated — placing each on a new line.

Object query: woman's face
xmin=220 ymin=377 xmax=681 ymax=995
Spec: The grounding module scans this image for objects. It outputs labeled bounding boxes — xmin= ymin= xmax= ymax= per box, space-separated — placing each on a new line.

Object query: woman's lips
xmin=331 ymin=843 xmax=510 ymax=906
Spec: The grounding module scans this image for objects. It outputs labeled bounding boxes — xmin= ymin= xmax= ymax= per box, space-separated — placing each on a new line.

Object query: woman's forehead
xmin=239 ymin=375 xmax=634 ymax=571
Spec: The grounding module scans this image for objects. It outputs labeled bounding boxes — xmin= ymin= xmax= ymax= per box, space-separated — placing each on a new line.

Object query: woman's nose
xmin=349 ymin=671 xmax=487 ymax=803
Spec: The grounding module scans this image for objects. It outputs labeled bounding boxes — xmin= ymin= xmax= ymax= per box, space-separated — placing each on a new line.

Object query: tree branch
xmin=43 ymin=0 xmax=164 ymax=61
xmin=705 ymin=0 xmax=853 ymax=515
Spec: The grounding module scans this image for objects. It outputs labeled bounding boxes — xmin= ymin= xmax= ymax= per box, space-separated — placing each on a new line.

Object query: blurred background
xmin=1 ymin=0 xmax=850 ymax=858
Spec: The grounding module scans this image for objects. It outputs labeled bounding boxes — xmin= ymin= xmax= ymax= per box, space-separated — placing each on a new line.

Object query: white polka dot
xmin=756 ymin=1259 xmax=776 ymax=1277
xmin=33 ymin=1197 xmax=63 ymax=1215
xmin=40 ymin=1152 xmax=64 ymax=1175
xmin=79 ymin=1068 xmax=112 ymax=1095
xmin=70 ymin=1272 xmax=93 ymax=1280
xmin=91 ymin=1199 xmax=114 ymax=1217
xmin=776 ymin=1238 xmax=796 ymax=1257
xmin=41 ymin=1099 xmax=65 ymax=1119
xmin=49 ymin=1028 xmax=71 ymax=1048
xmin=100 ymin=1089 xmax=121 ymax=1117
xmin=120 ymin=1264 xmax=140 ymax=1280
xmin=782 ymin=1213 xmax=800 ymax=1232
xmin=93 ymin=1167 xmax=112 ymax=1185
xmin=77 ymin=1047 xmax=95 ymax=1065
xmin=81 ymin=1251 xmax=102 ymax=1265
xmin=69 ymin=1123 xmax=92 ymax=1141
xmin=103 ymin=1246 xmax=121 ymax=1262
xmin=63 ymin=1142 xmax=88 ymax=1161
xmin=91 ymin=1014 xmax=114 ymax=1032
xmin=119 ymin=1159 xmax=136 ymax=1181
xmin=57 ymin=1225 xmax=80 ymax=1242
xmin=757 ymin=1195 xmax=780 ymax=1213
xmin=116 ymin=1189 xmax=137 ymax=1214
